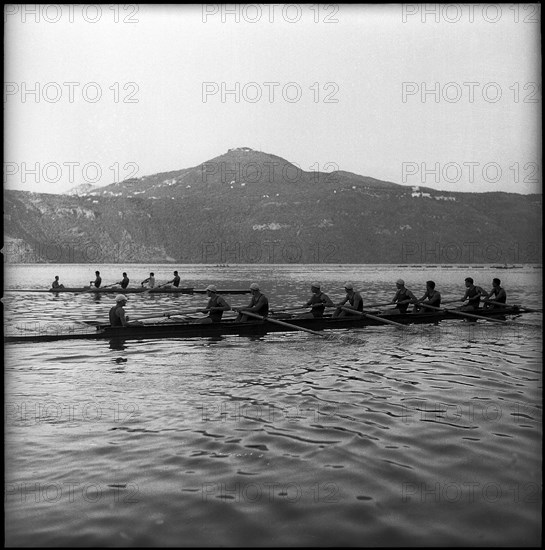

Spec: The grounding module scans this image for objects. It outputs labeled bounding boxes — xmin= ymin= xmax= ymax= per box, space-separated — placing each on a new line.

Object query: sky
xmin=4 ymin=3 xmax=542 ymax=195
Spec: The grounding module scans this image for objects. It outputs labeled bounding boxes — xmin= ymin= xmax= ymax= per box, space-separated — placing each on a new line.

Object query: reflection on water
xmin=109 ymin=337 xmax=128 ymax=351
xmin=4 ymin=265 xmax=542 ymax=547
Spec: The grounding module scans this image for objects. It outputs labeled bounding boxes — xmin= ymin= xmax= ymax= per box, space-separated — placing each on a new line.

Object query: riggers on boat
xmin=4 ymin=306 xmax=524 ymax=343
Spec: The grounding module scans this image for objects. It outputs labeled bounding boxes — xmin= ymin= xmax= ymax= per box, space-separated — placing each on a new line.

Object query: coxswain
xmin=332 ymin=282 xmax=363 ymax=318
xmin=117 ymin=272 xmax=130 ymax=289
xmin=51 ymin=275 xmax=64 ymax=289
xmin=483 ymin=278 xmax=507 ymax=309
xmin=196 ymin=285 xmax=231 ymax=323
xmin=390 ymin=279 xmax=416 ymax=314
xmin=460 ymin=277 xmax=486 ymax=311
xmin=167 ymin=270 xmax=181 ymax=288
xmin=90 ymin=271 xmax=102 ymax=288
xmin=413 ymin=280 xmax=442 ymax=312
xmin=296 ymin=282 xmax=334 ymax=318
xmin=235 ymin=283 xmax=269 ymax=322
xmin=141 ymin=272 xmax=155 ymax=288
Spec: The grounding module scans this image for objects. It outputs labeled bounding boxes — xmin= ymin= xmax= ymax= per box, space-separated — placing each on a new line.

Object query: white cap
xmin=250 ymin=283 xmax=260 ymax=290
xmin=344 ymin=282 xmax=353 ymax=290
xmin=396 ymin=279 xmax=405 ymax=285
xmin=205 ymin=284 xmax=217 ymax=292
xmin=115 ymin=294 xmax=128 ymax=302
xmin=311 ymin=282 xmax=321 ymax=289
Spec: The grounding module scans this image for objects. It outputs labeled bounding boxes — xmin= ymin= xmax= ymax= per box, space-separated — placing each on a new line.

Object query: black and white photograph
xmin=4 ymin=3 xmax=542 ymax=547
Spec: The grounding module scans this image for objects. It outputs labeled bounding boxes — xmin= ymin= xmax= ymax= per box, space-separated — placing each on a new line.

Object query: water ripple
xmin=4 ymin=264 xmax=542 ymax=547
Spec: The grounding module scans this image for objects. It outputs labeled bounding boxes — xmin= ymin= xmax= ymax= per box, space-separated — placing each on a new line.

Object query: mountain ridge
xmin=4 ymin=148 xmax=542 ymax=264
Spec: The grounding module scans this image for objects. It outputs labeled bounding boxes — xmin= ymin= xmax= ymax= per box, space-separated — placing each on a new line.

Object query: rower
xmin=109 ymin=294 xmax=143 ymax=327
xmin=390 ymin=279 xmax=416 ymax=314
xmin=332 ymin=282 xmax=363 ymax=318
xmin=413 ymin=280 xmax=441 ymax=312
xmin=483 ymin=278 xmax=507 ymax=309
xmin=109 ymin=294 xmax=130 ymax=327
xmin=461 ymin=277 xmax=486 ymax=312
xmin=117 ymin=272 xmax=130 ymax=289
xmin=296 ymin=282 xmax=334 ymax=319
xmin=141 ymin=272 xmax=155 ymax=288
xmin=167 ymin=270 xmax=181 ymax=288
xmin=235 ymin=283 xmax=269 ymax=322
xmin=195 ymin=284 xmax=230 ymax=323
xmin=90 ymin=271 xmax=102 ymax=288
xmin=51 ymin=275 xmax=64 ymax=289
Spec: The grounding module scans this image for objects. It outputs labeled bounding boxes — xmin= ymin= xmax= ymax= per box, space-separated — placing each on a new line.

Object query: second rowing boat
xmin=4 ymin=287 xmax=251 ymax=295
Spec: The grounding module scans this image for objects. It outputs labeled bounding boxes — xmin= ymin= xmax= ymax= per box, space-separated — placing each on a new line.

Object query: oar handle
xmin=141 ymin=281 xmax=170 ymax=292
xmin=132 ymin=308 xmax=202 ymax=321
xmin=361 ymin=301 xmax=395 ymax=308
xmin=270 ymin=304 xmax=326 ymax=313
xmin=484 ymin=298 xmax=515 ymax=308
xmin=141 ymin=279 xmax=160 ymax=287
xmin=270 ymin=306 xmax=306 ymax=312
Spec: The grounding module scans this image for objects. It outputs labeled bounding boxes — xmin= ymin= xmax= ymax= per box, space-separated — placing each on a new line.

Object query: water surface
xmin=4 ymin=264 xmax=542 ymax=546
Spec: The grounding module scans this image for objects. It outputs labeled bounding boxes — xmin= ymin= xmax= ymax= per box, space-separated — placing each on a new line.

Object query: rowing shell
xmin=4 ymin=287 xmax=251 ymax=295
xmin=4 ymin=306 xmax=526 ymax=343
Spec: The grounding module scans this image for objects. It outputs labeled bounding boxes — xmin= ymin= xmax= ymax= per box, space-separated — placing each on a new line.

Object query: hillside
xmin=4 ymin=148 xmax=542 ymax=264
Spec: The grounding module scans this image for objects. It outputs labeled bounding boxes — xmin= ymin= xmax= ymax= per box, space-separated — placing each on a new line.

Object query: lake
xmin=4 ymin=264 xmax=542 ymax=546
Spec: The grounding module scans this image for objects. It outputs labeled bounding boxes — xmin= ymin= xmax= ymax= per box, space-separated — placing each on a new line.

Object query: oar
xmin=486 ymin=299 xmax=542 ymax=313
xmin=270 ymin=297 xmax=464 ymax=316
xmin=270 ymin=305 xmax=309 ymax=313
xmin=87 ymin=282 xmax=118 ymax=291
xmin=361 ymin=301 xmax=399 ymax=308
xmin=236 ymin=310 xmax=366 ymax=344
xmin=270 ymin=304 xmax=334 ymax=314
xmin=78 ymin=320 xmax=105 ymax=326
xmin=483 ymin=300 xmax=543 ymax=328
xmin=79 ymin=307 xmax=233 ymax=325
xmin=137 ymin=306 xmax=238 ymax=321
xmin=142 ymin=281 xmax=171 ymax=293
xmin=132 ymin=308 xmax=211 ymax=321
xmin=5 ymin=289 xmax=54 ymax=293
xmin=417 ymin=303 xmax=508 ymax=323
xmin=340 ymin=306 xmax=407 ymax=328
xmin=272 ymin=301 xmax=395 ymax=313
xmin=422 ymin=303 xmax=542 ymax=330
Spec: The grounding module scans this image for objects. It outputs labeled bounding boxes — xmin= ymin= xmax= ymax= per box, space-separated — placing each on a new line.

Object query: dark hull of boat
xmin=4 ymin=307 xmax=523 ymax=343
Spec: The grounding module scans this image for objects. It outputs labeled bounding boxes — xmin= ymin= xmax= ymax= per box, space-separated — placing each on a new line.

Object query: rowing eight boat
xmin=4 ymin=287 xmax=251 ymax=295
xmin=4 ymin=306 xmax=527 ymax=343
